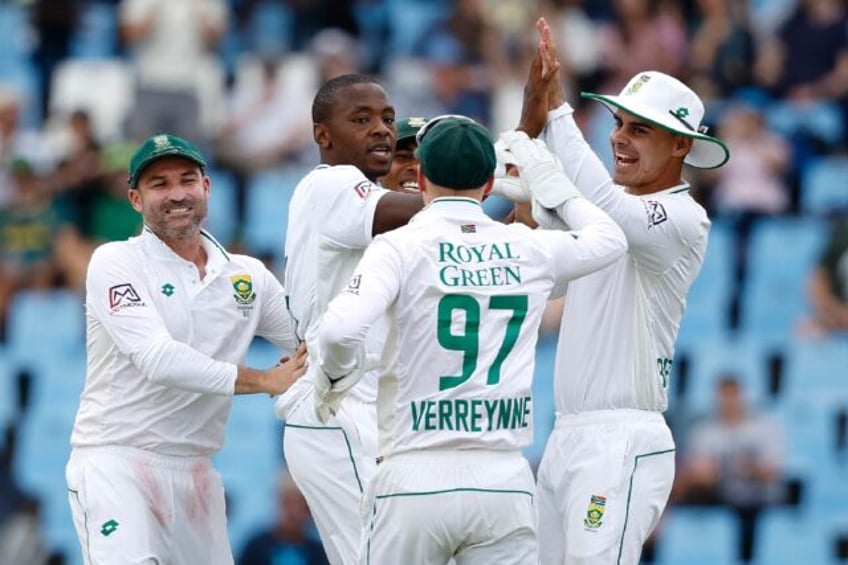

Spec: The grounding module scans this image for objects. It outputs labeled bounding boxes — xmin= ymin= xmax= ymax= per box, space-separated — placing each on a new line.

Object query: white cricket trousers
xmin=362 ymin=449 xmax=537 ymax=565
xmin=277 ymin=379 xmax=378 ymax=565
xmin=536 ymin=409 xmax=675 ymax=565
xmin=66 ymin=445 xmax=233 ymax=565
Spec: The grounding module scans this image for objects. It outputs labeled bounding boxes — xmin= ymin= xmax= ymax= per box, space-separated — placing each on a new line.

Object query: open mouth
xmin=614 ymin=153 xmax=638 ymax=167
xmin=165 ymin=206 xmax=193 ymax=216
xmin=400 ymin=180 xmax=419 ymax=192
xmin=369 ymin=144 xmax=392 ymax=158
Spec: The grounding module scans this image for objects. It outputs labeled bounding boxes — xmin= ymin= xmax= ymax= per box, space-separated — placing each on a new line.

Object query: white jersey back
xmin=327 ymin=198 xmax=624 ymax=456
xmin=542 ymin=104 xmax=710 ymax=413
xmin=284 ymin=164 xmax=388 ymax=402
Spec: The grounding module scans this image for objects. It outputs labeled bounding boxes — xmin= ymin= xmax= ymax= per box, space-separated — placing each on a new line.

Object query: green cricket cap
xmin=414 ymin=115 xmax=495 ymax=190
xmin=128 ymin=133 xmax=207 ymax=188
xmin=396 ymin=116 xmax=428 ymax=144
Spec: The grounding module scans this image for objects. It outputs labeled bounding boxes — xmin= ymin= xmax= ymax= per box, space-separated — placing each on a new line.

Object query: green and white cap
xmin=581 ymin=71 xmax=729 ymax=169
xmin=128 ymin=133 xmax=207 ymax=188
xmin=396 ymin=116 xmax=429 ymax=144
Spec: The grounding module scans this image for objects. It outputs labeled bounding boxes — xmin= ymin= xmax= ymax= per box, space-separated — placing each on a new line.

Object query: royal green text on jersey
xmin=438 ymin=242 xmax=522 ymax=288
xmin=410 ymin=395 xmax=532 ymax=432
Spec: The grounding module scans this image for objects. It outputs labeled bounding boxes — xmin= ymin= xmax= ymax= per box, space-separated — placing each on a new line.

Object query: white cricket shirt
xmin=72 ymin=227 xmax=298 ymax=456
xmin=282 ymin=164 xmax=390 ymax=404
xmin=541 ymin=103 xmax=710 ymax=413
xmin=319 ymin=197 xmax=625 ymax=457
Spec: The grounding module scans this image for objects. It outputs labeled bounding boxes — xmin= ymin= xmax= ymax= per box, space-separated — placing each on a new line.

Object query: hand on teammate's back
xmin=268 ymin=342 xmax=308 ymax=396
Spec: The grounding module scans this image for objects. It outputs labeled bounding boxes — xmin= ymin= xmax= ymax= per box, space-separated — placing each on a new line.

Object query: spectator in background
xmin=238 ymin=470 xmax=329 ymax=565
xmin=410 ymin=0 xmax=505 ymax=124
xmin=754 ymin=0 xmax=848 ymax=153
xmin=544 ymin=0 xmax=603 ymax=99
xmin=215 ymin=53 xmax=314 ymax=232
xmin=595 ymin=0 xmax=688 ymax=95
xmin=54 ymin=141 xmax=143 ymax=291
xmin=674 ymin=375 xmax=786 ymax=563
xmin=0 ymin=86 xmax=55 ymax=208
xmin=310 ymin=28 xmax=363 ymax=84
xmin=119 ymin=0 xmax=228 ymax=148
xmin=689 ymin=0 xmax=757 ymax=101
xmin=803 ymin=216 xmax=848 ymax=336
xmin=50 ymin=109 xmax=103 ymax=229
xmin=0 ymin=160 xmax=62 ymax=339
xmin=708 ymin=101 xmax=792 ymax=218
xmin=31 ymin=0 xmax=80 ymax=120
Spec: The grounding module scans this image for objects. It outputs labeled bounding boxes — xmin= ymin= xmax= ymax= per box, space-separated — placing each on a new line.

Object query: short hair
xmin=312 ymin=73 xmax=382 ymax=123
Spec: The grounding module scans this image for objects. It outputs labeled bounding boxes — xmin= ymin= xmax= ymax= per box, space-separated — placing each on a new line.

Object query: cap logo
xmin=674 ymin=107 xmax=689 ymax=118
xmin=626 ymin=74 xmax=651 ymax=96
xmin=153 ymin=134 xmax=170 ymax=149
xmin=408 ymin=117 xmax=428 ymax=128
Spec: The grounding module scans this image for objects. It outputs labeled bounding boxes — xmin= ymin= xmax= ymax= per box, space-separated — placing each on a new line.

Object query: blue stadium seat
xmin=13 ymin=403 xmax=75 ymax=498
xmin=656 ymin=507 xmax=737 ymax=565
xmin=739 ymin=217 xmax=828 ymax=341
xmin=0 ymin=58 xmax=42 ymax=128
xmin=205 ymin=167 xmax=239 ymax=247
xmin=754 ymin=508 xmax=831 ymax=565
xmin=0 ymin=4 xmax=32 ymax=59
xmin=6 ymin=290 xmax=85 ymax=368
xmin=678 ymin=336 xmax=770 ymax=413
xmin=525 ymin=333 xmax=557 ymax=467
xmin=677 ymin=220 xmax=735 ymax=346
xmin=765 ymin=100 xmax=845 ymax=150
xmin=244 ymin=0 xmax=293 ymax=56
xmin=774 ymin=397 xmax=840 ymax=477
xmin=782 ymin=337 xmax=848 ymax=403
xmin=805 ymin=461 xmax=848 ymax=517
xmin=800 ymin=155 xmax=848 ymax=216
xmin=0 ymin=350 xmax=14 ymax=450
xmin=386 ymin=0 xmax=449 ymax=56
xmin=243 ymin=166 xmax=308 ymax=261
xmin=69 ymin=2 xmax=118 ymax=59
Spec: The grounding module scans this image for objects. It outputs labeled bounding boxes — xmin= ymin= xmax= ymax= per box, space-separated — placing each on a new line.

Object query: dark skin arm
xmin=517 ymin=18 xmax=565 ymax=138
xmin=372 ymin=190 xmax=424 ymax=236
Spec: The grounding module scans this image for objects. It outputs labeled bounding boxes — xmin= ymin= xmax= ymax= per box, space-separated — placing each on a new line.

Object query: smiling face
xmin=380 ymin=137 xmax=420 ymax=192
xmin=609 ymin=110 xmax=692 ymax=195
xmin=129 ymin=156 xmax=209 ymax=243
xmin=314 ymin=82 xmax=396 ymax=181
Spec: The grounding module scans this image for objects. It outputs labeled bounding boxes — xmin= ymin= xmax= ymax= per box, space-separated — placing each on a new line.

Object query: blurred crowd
xmin=0 ymin=0 xmax=847 ymax=563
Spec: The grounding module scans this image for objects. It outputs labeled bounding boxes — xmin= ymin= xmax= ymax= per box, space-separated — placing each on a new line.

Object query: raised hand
xmin=537 ymin=18 xmax=565 ymax=110
xmin=518 ymin=18 xmax=562 ymax=137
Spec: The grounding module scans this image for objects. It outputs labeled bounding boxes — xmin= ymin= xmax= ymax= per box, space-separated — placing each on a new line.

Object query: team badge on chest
xmin=583 ymin=494 xmax=607 ymax=530
xmin=231 ymin=274 xmax=256 ymax=317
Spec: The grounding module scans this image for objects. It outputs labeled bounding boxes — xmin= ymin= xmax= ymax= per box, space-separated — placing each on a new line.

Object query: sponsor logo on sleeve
xmin=460 ymin=224 xmax=476 ymax=233
xmin=352 ymin=180 xmax=378 ymax=200
xmin=644 ymin=200 xmax=667 ymax=228
xmin=108 ymin=283 xmax=145 ymax=312
xmin=344 ymin=274 xmax=362 ymax=295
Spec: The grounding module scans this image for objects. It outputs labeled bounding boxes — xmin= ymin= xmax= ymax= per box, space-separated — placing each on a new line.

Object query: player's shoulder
xmin=307 ymin=164 xmax=385 ymax=200
xmin=643 ymin=187 xmax=708 ymax=227
xmin=90 ymin=237 xmax=141 ymax=265
xmin=225 ymin=252 xmax=275 ymax=278
xmin=311 ymin=164 xmax=368 ymax=185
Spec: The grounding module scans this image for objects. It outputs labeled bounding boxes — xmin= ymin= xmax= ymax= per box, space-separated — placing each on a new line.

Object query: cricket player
xmin=273 ymin=74 xmax=423 ymax=565
xmin=315 ymin=115 xmax=627 ymax=564
xmin=379 ymin=116 xmax=428 ymax=193
xmin=66 ymin=133 xmax=307 ymax=565
xmin=513 ymin=21 xmax=731 ymax=564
